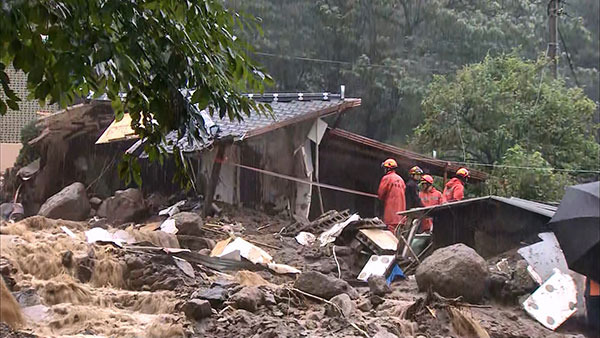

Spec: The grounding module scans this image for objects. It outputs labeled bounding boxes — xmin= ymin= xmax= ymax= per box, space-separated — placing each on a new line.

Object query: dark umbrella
xmin=549 ymin=181 xmax=600 ymax=281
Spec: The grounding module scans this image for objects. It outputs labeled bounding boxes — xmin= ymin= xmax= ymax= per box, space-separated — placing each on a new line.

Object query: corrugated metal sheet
xmin=398 ymin=195 xmax=556 ymax=218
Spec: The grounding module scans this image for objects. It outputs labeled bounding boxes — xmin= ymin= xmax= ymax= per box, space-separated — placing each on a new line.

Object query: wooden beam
xmin=203 ymin=144 xmax=226 ymax=217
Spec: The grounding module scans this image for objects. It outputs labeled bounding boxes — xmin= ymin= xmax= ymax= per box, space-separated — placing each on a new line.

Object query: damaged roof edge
xmin=242 ymin=98 xmax=360 ymax=140
xmin=397 ymin=196 xmax=556 ymax=218
xmin=327 ymin=128 xmax=487 ymax=182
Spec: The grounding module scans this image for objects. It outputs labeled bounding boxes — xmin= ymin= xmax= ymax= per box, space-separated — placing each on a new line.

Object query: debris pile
xmin=0 ymin=185 xmax=595 ymax=337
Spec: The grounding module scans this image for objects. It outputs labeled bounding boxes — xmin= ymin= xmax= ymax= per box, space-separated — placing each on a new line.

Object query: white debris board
xmin=522 ymin=268 xmax=577 ymax=330
xmin=357 ymin=255 xmax=395 ymax=282
xmin=518 ymin=232 xmax=569 ymax=282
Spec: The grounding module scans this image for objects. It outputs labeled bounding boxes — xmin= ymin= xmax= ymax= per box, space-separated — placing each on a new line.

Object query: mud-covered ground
xmin=0 ymin=205 xmax=594 ymax=337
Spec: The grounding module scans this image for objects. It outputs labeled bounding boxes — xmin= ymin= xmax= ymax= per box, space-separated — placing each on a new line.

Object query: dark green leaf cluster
xmin=1 ymin=0 xmax=272 ymax=186
xmin=415 ymin=54 xmax=598 ymax=200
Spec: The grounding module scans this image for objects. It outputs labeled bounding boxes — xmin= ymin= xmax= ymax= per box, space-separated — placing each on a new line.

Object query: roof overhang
xmin=324 ymin=128 xmax=488 ymax=182
xmin=31 ymin=100 xmax=114 ymax=145
xmin=95 ymin=97 xmax=361 ymax=151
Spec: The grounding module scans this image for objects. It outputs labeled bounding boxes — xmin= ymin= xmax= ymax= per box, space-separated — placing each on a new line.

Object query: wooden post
xmin=443 ymin=163 xmax=449 ymax=187
xmin=315 ymin=121 xmax=325 ymax=214
xmin=203 ymin=144 xmax=225 ymax=217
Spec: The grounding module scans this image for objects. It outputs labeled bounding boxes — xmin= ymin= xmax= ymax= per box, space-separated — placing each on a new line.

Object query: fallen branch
xmin=257 ymin=223 xmax=275 ymax=231
xmin=246 ymin=239 xmax=281 ymax=250
xmin=288 ymin=287 xmax=370 ymax=338
xmin=457 ymin=303 xmax=492 ymax=309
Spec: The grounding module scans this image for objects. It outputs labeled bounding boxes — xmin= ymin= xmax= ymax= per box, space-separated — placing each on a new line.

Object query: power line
xmin=557 ymin=24 xmax=581 ymax=87
xmin=449 ymin=160 xmax=600 ymax=174
xmin=253 ymin=51 xmax=444 ymax=72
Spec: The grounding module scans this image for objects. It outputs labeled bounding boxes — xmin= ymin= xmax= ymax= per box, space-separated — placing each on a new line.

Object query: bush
xmin=487 ymin=145 xmax=573 ymax=202
xmin=15 ymin=120 xmax=40 ymax=167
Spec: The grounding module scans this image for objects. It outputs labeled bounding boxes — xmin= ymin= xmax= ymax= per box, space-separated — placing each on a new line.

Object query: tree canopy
xmin=0 ymin=0 xmax=271 ymax=185
xmin=233 ymin=0 xmax=599 ymax=145
xmin=414 ymin=54 xmax=598 ymax=200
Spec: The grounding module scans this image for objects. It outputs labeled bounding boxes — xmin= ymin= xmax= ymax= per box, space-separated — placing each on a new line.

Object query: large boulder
xmin=38 ymin=182 xmax=90 ymax=221
xmin=97 ymin=188 xmax=146 ymax=224
xmin=294 ymin=271 xmax=357 ymax=300
xmin=415 ymin=243 xmax=489 ymax=303
xmin=169 ymin=212 xmax=203 ymax=236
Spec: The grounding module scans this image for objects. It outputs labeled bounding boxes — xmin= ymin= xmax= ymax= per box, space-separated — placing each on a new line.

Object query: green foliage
xmin=0 ymin=0 xmax=272 ymax=186
xmin=15 ymin=120 xmax=40 ymax=167
xmin=415 ymin=54 xmax=599 ymax=200
xmin=487 ymin=145 xmax=573 ymax=202
xmin=415 ymin=54 xmax=598 ymax=168
xmin=232 ymin=0 xmax=599 ymax=145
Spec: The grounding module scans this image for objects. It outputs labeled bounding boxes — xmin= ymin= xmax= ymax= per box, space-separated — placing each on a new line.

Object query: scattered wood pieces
xmin=257 ymin=223 xmax=275 ymax=231
xmin=246 ymin=239 xmax=280 ymax=250
xmin=448 ymin=305 xmax=490 ymax=338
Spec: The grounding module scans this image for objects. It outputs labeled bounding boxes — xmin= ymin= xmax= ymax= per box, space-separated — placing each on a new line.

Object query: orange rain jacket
xmin=419 ymin=187 xmax=443 ymax=232
xmin=378 ymin=171 xmax=406 ymax=231
xmin=442 ymin=177 xmax=464 ymax=203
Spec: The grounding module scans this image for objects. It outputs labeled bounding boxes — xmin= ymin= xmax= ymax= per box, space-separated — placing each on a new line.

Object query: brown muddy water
xmin=1 ymin=216 xmax=187 ymax=337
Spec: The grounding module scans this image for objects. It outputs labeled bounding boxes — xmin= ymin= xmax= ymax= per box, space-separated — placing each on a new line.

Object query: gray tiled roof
xmin=156 ymin=93 xmax=352 ymax=154
xmin=0 ymin=66 xmax=58 ymax=143
xmin=217 ymin=99 xmax=344 ymax=139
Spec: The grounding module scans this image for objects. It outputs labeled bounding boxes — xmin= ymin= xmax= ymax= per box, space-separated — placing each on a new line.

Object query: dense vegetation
xmin=234 ymin=0 xmax=598 ymax=144
xmin=233 ymin=0 xmax=599 ymax=200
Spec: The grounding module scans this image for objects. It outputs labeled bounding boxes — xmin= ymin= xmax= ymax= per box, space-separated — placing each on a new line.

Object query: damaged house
xmin=21 ymin=91 xmax=485 ymax=219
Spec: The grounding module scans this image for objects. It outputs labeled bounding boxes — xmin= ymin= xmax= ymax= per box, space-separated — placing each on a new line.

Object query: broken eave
xmin=31 ymin=100 xmax=115 ymax=146
xmin=324 ymin=128 xmax=488 ymax=182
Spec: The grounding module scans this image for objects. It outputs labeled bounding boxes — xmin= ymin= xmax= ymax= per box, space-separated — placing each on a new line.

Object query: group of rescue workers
xmin=377 ymin=158 xmax=470 ymax=233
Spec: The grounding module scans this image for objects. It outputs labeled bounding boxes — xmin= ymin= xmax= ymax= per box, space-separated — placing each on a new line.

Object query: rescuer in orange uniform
xmin=378 ymin=159 xmax=406 ymax=232
xmin=442 ymin=168 xmax=469 ymax=203
xmin=418 ymin=174 xmax=443 ymax=233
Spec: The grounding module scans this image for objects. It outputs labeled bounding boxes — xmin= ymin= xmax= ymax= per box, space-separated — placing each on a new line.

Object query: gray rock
xmin=373 ymin=330 xmax=399 ymax=338
xmin=325 ymin=293 xmax=354 ymax=317
xmin=357 ymin=299 xmax=373 ymax=312
xmin=416 ymin=243 xmax=489 ymax=303
xmin=183 ymin=299 xmax=212 ymax=320
xmin=305 ymin=311 xmax=323 ymax=321
xmin=97 ymin=188 xmax=146 ymax=224
xmin=230 ymin=286 xmax=264 ymax=312
xmin=38 ymin=182 xmax=90 ymax=221
xmin=368 ymin=275 xmax=391 ymax=296
xmin=89 ymin=197 xmax=102 ymax=208
xmin=294 ymin=271 xmax=356 ymax=299
xmin=13 ymin=288 xmax=41 ymax=307
xmin=169 ymin=212 xmax=203 ymax=236
xmin=369 ymin=295 xmax=385 ymax=307
xmin=193 ymin=286 xmax=228 ymax=308
xmin=508 ymin=260 xmax=538 ymax=293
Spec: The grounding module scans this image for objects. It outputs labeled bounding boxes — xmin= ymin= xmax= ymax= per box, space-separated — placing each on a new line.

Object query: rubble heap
xmin=0 ymin=189 xmax=593 ymax=337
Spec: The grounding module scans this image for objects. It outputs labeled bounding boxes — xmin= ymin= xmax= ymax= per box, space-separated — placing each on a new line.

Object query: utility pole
xmin=548 ymin=0 xmax=559 ymax=78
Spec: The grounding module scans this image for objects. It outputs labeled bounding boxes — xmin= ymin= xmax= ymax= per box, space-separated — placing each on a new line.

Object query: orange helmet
xmin=409 ymin=166 xmax=424 ymax=175
xmin=456 ymin=168 xmax=470 ymax=179
xmin=382 ymin=159 xmax=398 ymax=169
xmin=421 ymin=174 xmax=434 ymax=185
